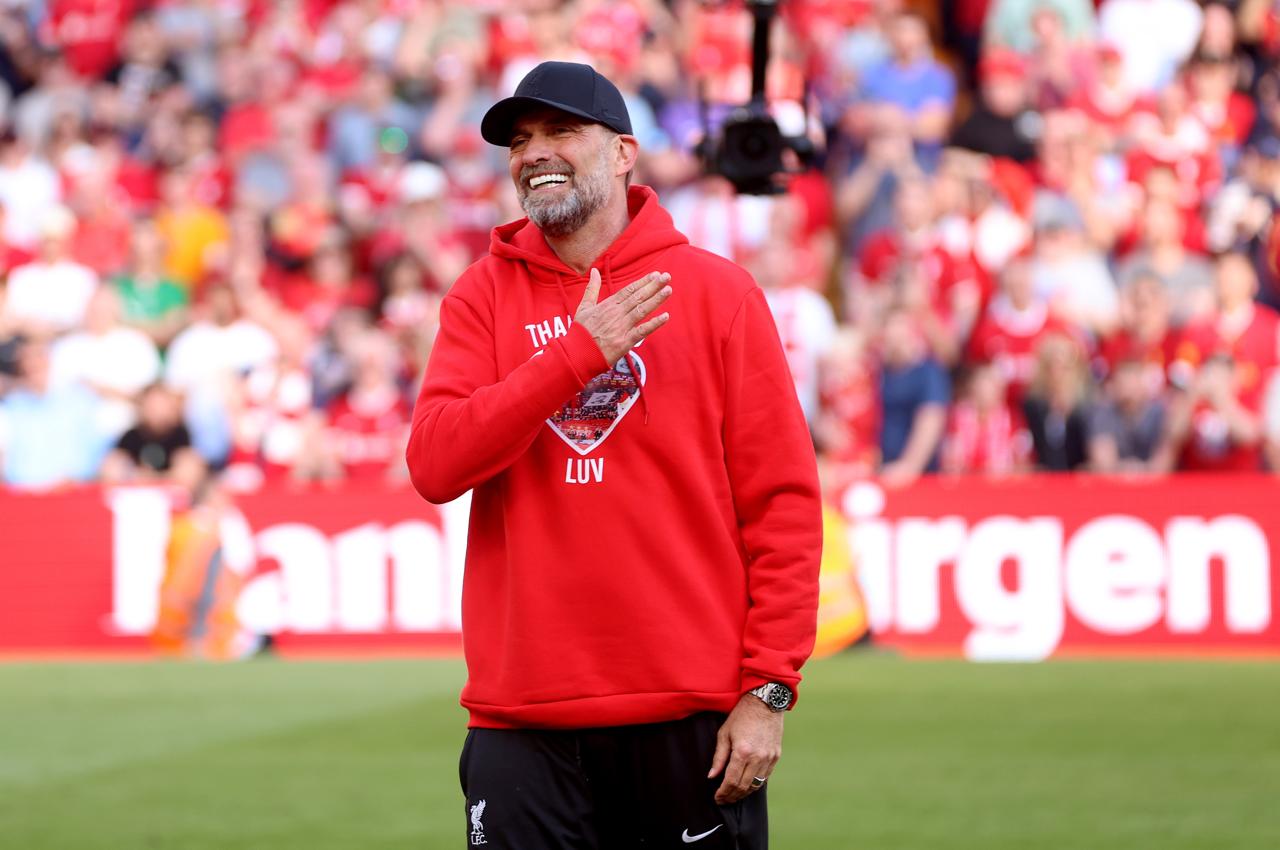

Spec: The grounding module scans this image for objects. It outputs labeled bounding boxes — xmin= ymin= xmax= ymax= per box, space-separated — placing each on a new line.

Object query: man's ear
xmin=614 ymin=133 xmax=639 ymax=179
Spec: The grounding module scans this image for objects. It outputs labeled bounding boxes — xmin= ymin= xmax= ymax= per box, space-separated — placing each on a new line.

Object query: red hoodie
xmin=407 ymin=186 xmax=821 ymax=729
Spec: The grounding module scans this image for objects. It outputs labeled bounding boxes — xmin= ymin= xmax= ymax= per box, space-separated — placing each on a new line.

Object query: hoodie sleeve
xmin=722 ymin=286 xmax=823 ymax=703
xmin=407 ymin=281 xmax=608 ymax=504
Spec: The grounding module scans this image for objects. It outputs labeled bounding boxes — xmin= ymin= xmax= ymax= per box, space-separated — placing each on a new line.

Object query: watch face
xmin=767 ymin=685 xmax=792 ymax=710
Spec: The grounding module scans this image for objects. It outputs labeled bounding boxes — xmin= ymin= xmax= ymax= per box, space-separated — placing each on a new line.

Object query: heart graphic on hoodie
xmin=546 ymin=352 xmax=646 ymax=455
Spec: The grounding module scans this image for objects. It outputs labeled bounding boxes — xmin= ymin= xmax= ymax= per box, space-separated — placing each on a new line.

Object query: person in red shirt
xmin=815 ymin=327 xmax=879 ymax=481
xmin=41 ymin=0 xmax=135 ymax=79
xmin=1125 ymin=84 xmax=1223 ymax=214
xmin=943 ymin=360 xmax=1031 ymax=475
xmin=1159 ymin=253 xmax=1280 ymax=470
xmin=325 ymin=330 xmax=410 ymax=482
xmin=275 ymin=231 xmax=376 ymax=333
xmin=406 ymin=63 xmax=819 ymax=846
xmin=1186 ymin=51 xmax=1256 ymax=150
xmin=966 ymin=256 xmax=1079 ymax=412
xmin=856 ymin=177 xmax=984 ymax=361
xmin=1068 ymin=43 xmax=1152 ymax=147
xmin=1174 ymin=252 xmax=1280 ymax=410
xmin=1157 ymin=353 xmax=1267 ymax=471
xmin=1099 ymin=270 xmax=1180 ymax=394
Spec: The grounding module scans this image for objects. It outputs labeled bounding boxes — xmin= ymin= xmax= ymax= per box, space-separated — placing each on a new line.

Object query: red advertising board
xmin=840 ymin=475 xmax=1280 ymax=659
xmin=0 ymin=483 xmax=467 ymax=656
xmin=0 ymin=476 xmax=1276 ymax=659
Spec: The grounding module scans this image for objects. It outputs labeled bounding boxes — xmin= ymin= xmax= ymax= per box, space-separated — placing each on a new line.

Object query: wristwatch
xmin=748 ymin=682 xmax=794 ymax=712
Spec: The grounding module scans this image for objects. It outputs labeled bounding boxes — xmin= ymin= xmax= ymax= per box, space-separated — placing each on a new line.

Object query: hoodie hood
xmin=489 ymin=185 xmax=689 ymax=289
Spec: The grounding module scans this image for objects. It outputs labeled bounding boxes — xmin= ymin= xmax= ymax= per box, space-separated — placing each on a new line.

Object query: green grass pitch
xmin=1 ymin=654 xmax=1277 ymax=849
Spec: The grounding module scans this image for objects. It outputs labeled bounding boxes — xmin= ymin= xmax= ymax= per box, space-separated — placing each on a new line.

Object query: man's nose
xmin=519 ymin=134 xmax=554 ymax=166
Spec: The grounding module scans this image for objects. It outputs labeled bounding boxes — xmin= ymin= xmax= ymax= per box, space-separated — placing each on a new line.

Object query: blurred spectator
xmin=100 ymin=382 xmax=204 ymax=487
xmin=223 ymin=317 xmax=321 ymax=490
xmin=667 ymin=174 xmax=775 ymax=265
xmin=49 ymin=286 xmax=159 ymax=438
xmin=877 ymin=306 xmax=950 ymax=488
xmin=378 ymin=251 xmax=438 ymax=332
xmin=155 ymin=167 xmax=228 ymax=288
xmin=932 ymin=148 xmax=1031 ymax=276
xmin=276 ymin=229 xmax=376 ymax=333
xmin=323 ymin=330 xmax=410 ymax=482
xmin=835 ymin=104 xmax=923 ymax=253
xmin=1098 ymin=0 xmax=1202 ymax=92
xmin=114 ymin=218 xmax=190 ymax=346
xmin=858 ymin=13 xmax=955 ymax=152
xmin=0 ymin=129 xmax=60 ymax=251
xmin=1185 ymin=51 xmax=1254 ymax=159
xmin=1033 ymin=109 xmax=1127 ymax=251
xmin=1126 ymin=86 xmax=1220 ymax=219
xmin=1115 ymin=198 xmax=1215 ymax=326
xmin=1067 ymin=43 xmax=1147 ymax=146
xmin=1029 ymin=194 xmax=1119 ymax=335
xmin=1087 ymin=357 xmax=1166 ymax=472
xmin=1024 ymin=5 xmax=1097 ymax=107
xmin=326 ymin=67 xmax=419 ymax=174
xmin=10 ymin=48 xmax=91 ymax=151
xmin=368 ymin=160 xmax=472 ymax=289
xmin=1157 ymin=353 xmax=1266 ymax=471
xmin=310 ymin=306 xmax=375 ymax=410
xmin=942 ymin=361 xmax=1030 ymax=474
xmin=986 ymin=0 xmax=1095 ymax=54
xmin=40 ymin=0 xmax=134 ymax=80
xmin=951 ymin=49 xmax=1039 ymax=163
xmin=1173 ymin=253 xmax=1280 ymax=412
xmin=967 ymin=257 xmax=1075 ymax=410
xmin=1022 ymin=333 xmax=1091 ymax=470
xmin=753 ymin=240 xmax=838 ymax=424
xmin=165 ymin=281 xmax=278 ymax=464
xmin=0 ymin=336 xmax=109 ymax=488
xmin=815 ymin=328 xmax=879 ymax=477
xmin=3 ymin=205 xmax=98 ymax=335
xmin=853 ymin=176 xmax=982 ymax=359
xmin=67 ymin=165 xmax=134 ymax=277
xmin=1099 ymin=270 xmax=1178 ymax=392
xmin=104 ymin=10 xmax=183 ymax=133
xmin=1206 ymin=137 xmax=1280 ymax=310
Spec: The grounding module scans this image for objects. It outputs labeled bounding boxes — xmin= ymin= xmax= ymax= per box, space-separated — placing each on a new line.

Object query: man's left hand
xmin=708 ymin=693 xmax=783 ymax=804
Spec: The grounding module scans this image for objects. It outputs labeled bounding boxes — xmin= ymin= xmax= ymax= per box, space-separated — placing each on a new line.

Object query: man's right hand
xmin=574 ymin=268 xmax=672 ymax=365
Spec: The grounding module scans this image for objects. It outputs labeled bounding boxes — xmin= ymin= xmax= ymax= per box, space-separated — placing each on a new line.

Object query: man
xmin=0 ymin=336 xmax=110 ymax=488
xmin=876 ymin=305 xmax=951 ymax=488
xmin=949 ymin=49 xmax=1039 ymax=164
xmin=406 ymin=62 xmax=821 ymax=848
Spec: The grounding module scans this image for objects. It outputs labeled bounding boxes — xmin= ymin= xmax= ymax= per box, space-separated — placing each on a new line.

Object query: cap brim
xmin=480 ymin=96 xmax=619 ymax=146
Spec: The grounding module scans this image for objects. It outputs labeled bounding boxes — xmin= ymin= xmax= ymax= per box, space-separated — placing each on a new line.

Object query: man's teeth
xmin=529 ymin=174 xmax=570 ymax=188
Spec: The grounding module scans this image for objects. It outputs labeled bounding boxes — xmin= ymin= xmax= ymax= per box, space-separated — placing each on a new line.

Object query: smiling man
xmin=406 ymin=61 xmax=821 ymax=849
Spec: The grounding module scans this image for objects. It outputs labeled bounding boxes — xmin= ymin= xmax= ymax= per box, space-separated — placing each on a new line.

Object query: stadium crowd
xmin=1 ymin=0 xmax=1280 ymax=495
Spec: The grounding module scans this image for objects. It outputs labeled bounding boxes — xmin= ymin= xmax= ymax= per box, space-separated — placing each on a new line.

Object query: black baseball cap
xmin=481 ymin=61 xmax=632 ymax=147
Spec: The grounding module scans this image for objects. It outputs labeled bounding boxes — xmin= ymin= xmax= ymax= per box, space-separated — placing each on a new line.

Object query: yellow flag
xmin=813 ymin=505 xmax=869 ymax=657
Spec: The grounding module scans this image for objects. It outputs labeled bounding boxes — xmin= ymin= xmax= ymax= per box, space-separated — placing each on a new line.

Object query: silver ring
xmin=750 ymin=776 xmax=767 ymax=788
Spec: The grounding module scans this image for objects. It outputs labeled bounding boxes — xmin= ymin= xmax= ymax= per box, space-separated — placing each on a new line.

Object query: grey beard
xmin=521 ymin=168 xmax=612 ymax=237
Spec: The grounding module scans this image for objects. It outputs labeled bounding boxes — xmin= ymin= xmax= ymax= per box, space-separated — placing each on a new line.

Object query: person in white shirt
xmin=165 ymin=281 xmax=279 ymax=463
xmin=49 ymin=287 xmax=161 ymax=438
xmin=666 ymin=174 xmax=776 ymax=264
xmin=751 ymin=240 xmax=838 ymax=424
xmin=4 ymin=206 xmax=98 ymax=335
xmin=1098 ymin=0 xmax=1203 ymax=92
xmin=0 ymin=131 xmax=61 ymax=251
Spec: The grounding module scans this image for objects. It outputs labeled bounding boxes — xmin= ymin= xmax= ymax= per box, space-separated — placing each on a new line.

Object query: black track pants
xmin=459 ymin=712 xmax=768 ymax=849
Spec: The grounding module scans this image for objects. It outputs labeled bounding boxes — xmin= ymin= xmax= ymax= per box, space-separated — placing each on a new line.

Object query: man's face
xmin=889 ymin=15 xmax=927 ymax=63
xmin=508 ymin=109 xmax=617 ymax=237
